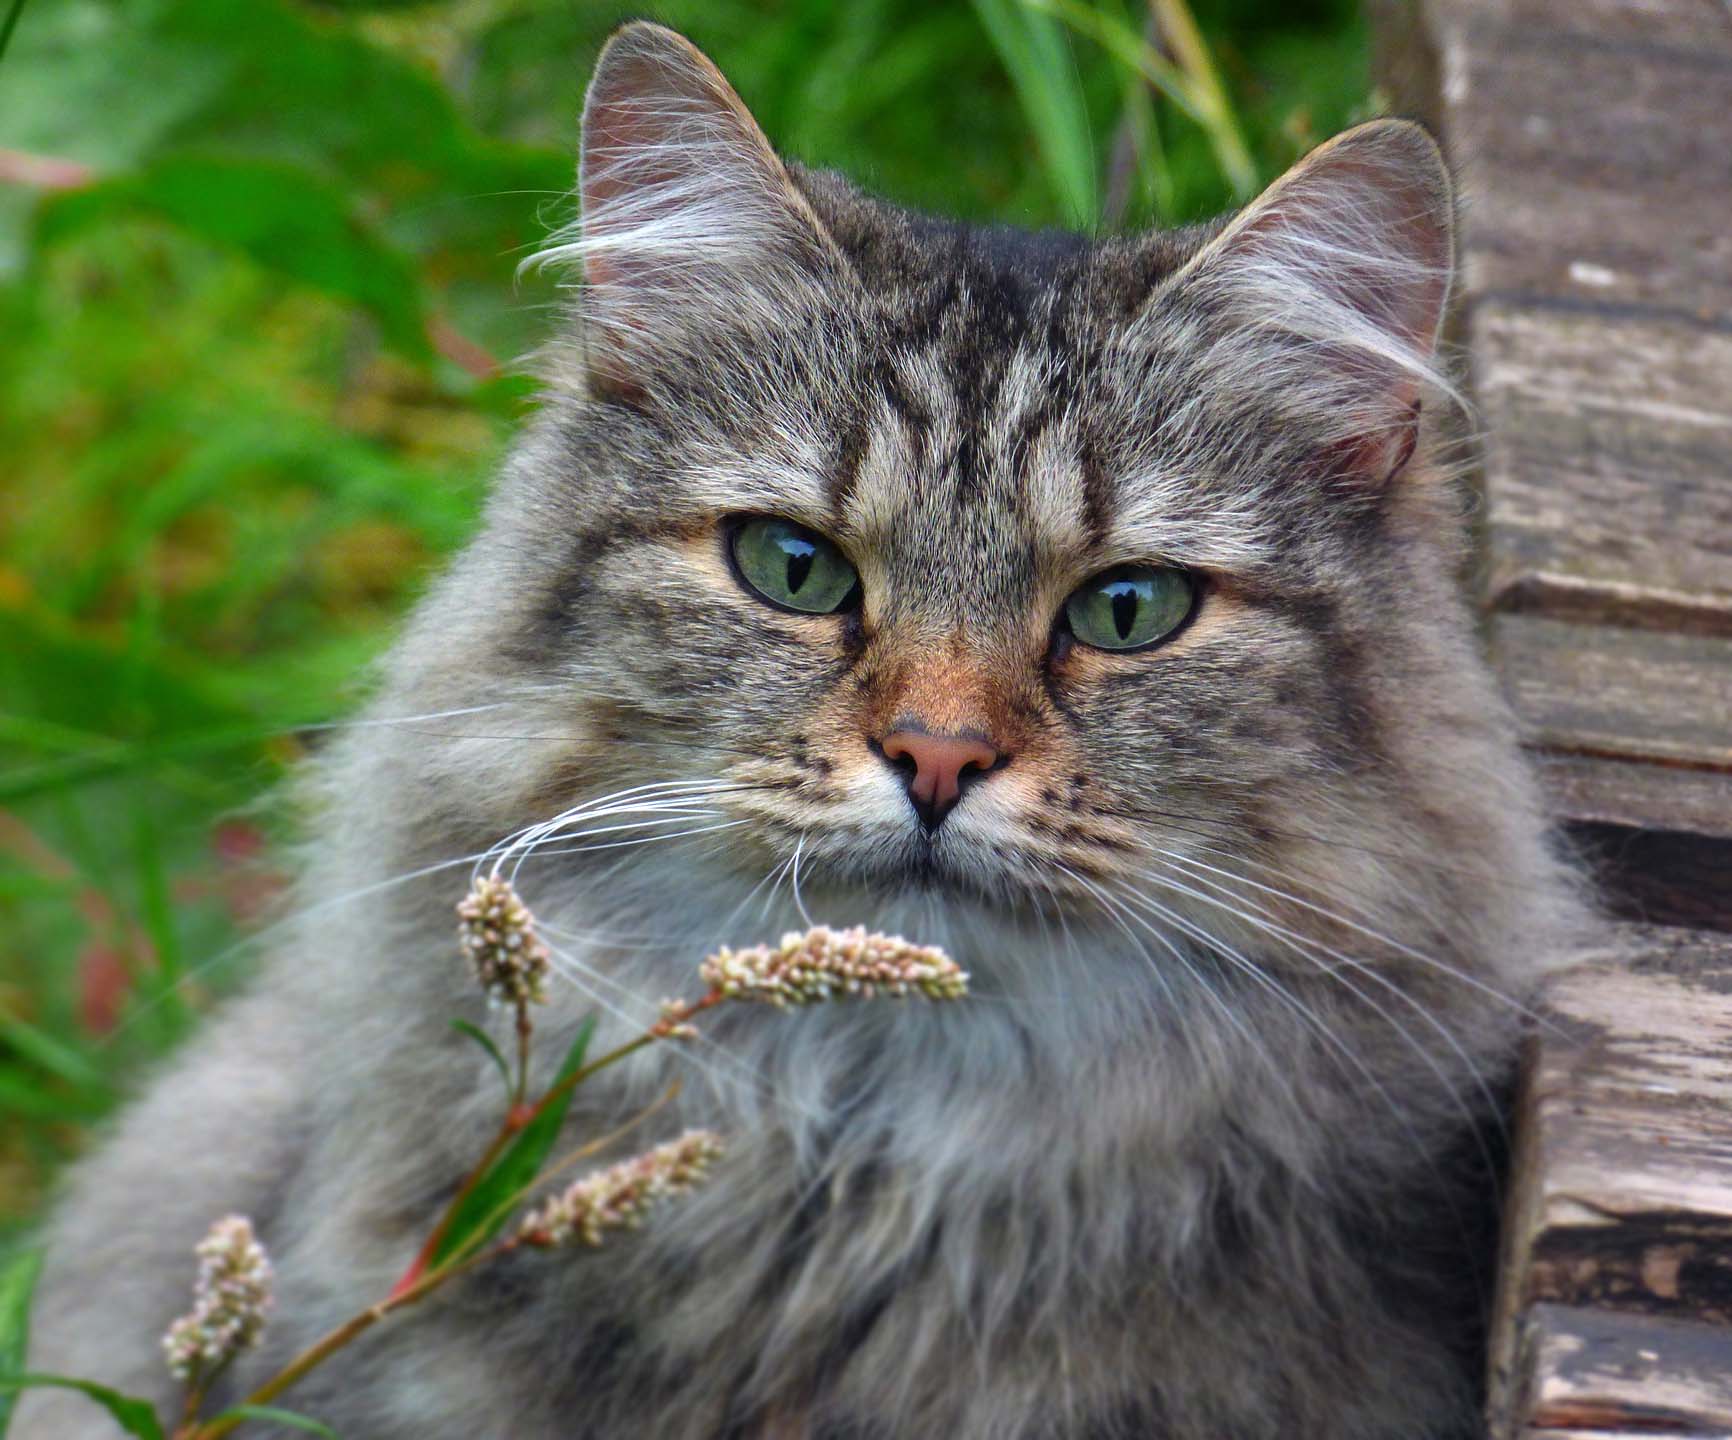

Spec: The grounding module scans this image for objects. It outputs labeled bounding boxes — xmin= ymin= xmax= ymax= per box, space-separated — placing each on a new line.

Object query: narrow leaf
xmin=0 ymin=1251 xmax=44 ymax=1438
xmin=450 ymin=1019 xmax=512 ymax=1099
xmin=972 ymin=0 xmax=1098 ymax=226
xmin=0 ymin=1377 xmax=165 ymax=1440
xmin=211 ymin=1405 xmax=341 ymax=1437
xmin=428 ymin=1014 xmax=596 ymax=1267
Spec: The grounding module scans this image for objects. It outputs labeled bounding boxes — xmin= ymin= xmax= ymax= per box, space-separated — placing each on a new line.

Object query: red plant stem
xmin=388 ymin=1000 xmax=534 ymax=1299
xmin=187 ymin=1239 xmax=520 ymax=1440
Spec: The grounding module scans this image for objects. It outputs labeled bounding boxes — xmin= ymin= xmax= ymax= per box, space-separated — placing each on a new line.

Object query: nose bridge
xmin=870 ymin=626 xmax=1001 ymax=739
xmin=864 ymin=625 xmax=1027 ymax=834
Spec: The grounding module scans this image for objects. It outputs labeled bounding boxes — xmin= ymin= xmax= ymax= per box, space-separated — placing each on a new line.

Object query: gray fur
xmin=21 ymin=24 xmax=1587 ymax=1440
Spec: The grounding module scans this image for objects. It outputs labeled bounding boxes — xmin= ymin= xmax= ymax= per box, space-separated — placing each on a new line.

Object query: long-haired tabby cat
xmin=23 ymin=22 xmax=1584 ymax=1440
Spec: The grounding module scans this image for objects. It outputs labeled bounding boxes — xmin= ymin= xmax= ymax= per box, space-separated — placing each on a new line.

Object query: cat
xmin=21 ymin=22 xmax=1586 ymax=1440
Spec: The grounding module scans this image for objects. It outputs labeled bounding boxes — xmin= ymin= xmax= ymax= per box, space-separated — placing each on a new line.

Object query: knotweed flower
xmin=162 ymin=1215 xmax=273 ymax=1382
xmin=700 ymin=925 xmax=967 ymax=1006
xmin=518 ymin=1131 xmax=724 ymax=1249
xmin=458 ymin=874 xmax=550 ymax=1009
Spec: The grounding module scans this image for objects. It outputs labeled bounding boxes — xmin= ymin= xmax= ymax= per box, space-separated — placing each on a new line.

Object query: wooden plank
xmin=1441 ymin=20 xmax=1732 ymax=317
xmin=1491 ymin=616 xmax=1732 ymax=771
xmin=1474 ymin=303 xmax=1732 ymax=630
xmin=1488 ymin=931 xmax=1732 ymax=1436
xmin=1443 ymin=0 xmax=1732 ymax=54
xmin=1498 ymin=619 xmax=1732 ymax=927
xmin=1506 ymin=1305 xmax=1732 ymax=1436
xmin=1539 ymin=755 xmax=1732 ymax=843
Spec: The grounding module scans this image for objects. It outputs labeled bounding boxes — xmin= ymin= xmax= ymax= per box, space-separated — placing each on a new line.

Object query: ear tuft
xmin=534 ymin=23 xmax=842 ymax=397
xmin=1163 ymin=119 xmax=1459 ymax=485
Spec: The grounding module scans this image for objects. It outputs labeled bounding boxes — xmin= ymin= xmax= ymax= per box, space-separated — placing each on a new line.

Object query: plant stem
xmin=1149 ymin=0 xmax=1256 ymax=197
xmin=389 ymin=994 xmax=716 ymax=1299
xmin=522 ymin=990 xmax=723 ymax=1133
xmin=200 ymin=1000 xmax=720 ymax=1432
xmin=189 ymin=1242 xmax=515 ymax=1440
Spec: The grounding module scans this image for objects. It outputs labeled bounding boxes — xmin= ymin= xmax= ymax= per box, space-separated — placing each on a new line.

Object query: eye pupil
xmin=1110 ymin=585 xmax=1138 ymax=641
xmin=730 ymin=517 xmax=859 ymax=615
xmin=1063 ymin=564 xmax=1195 ymax=652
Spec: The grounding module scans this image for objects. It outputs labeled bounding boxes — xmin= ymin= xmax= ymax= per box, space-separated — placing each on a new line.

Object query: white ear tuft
xmin=533 ymin=23 xmax=841 ymax=396
xmin=1167 ymin=119 xmax=1459 ymax=484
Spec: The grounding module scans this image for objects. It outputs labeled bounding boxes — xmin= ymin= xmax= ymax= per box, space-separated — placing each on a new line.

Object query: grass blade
xmin=972 ymin=0 xmax=1098 ymax=226
xmin=0 ymin=1251 xmax=43 ymax=1438
xmin=211 ymin=1405 xmax=340 ymax=1437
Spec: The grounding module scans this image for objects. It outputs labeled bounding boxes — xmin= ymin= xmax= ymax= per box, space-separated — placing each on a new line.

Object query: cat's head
xmin=379 ymin=23 xmax=1562 ymax=993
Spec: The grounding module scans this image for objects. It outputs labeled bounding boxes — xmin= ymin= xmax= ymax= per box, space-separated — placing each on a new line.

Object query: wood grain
xmin=1441 ymin=18 xmax=1732 ymax=317
xmin=1506 ymin=1305 xmax=1732 ymax=1435
xmin=1488 ymin=932 xmax=1732 ymax=1435
xmin=1539 ymin=755 xmax=1732 ymax=843
xmin=1445 ymin=0 xmax=1732 ymax=54
xmin=1491 ymin=617 xmax=1732 ymax=771
xmin=1473 ymin=304 xmax=1732 ymax=632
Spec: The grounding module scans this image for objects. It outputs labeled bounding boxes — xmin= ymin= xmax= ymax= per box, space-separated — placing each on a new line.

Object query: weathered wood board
xmin=1491 ymin=617 xmax=1732 ymax=771
xmin=1374 ymin=0 xmax=1732 ymax=931
xmin=1372 ymin=0 xmax=1732 ymax=1434
xmin=1491 ymin=618 xmax=1732 ymax=928
xmin=1475 ymin=304 xmax=1732 ymax=634
xmin=1489 ymin=929 xmax=1732 ymax=1436
xmin=1507 ymin=1304 xmax=1732 ymax=1436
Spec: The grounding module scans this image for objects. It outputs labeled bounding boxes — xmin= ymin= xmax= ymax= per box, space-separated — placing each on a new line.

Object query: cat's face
xmin=473 ymin=24 xmax=1483 ymax=967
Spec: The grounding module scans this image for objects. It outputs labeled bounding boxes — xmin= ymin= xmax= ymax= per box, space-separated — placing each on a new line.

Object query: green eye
xmin=1064 ymin=565 xmax=1195 ymax=651
xmin=730 ymin=517 xmax=859 ymax=615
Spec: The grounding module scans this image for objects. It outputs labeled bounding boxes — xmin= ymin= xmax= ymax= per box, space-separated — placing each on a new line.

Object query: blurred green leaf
xmin=451 ymin=1018 xmax=513 ymax=1101
xmin=36 ymin=157 xmax=432 ymax=359
xmin=971 ymin=0 xmax=1099 ymax=226
xmin=0 ymin=1014 xmax=107 ymax=1091
xmin=429 ymin=1014 xmax=596 ymax=1268
xmin=210 ymin=1405 xmax=340 ymax=1437
xmin=0 ymin=1249 xmax=44 ymax=1437
xmin=0 ymin=1377 xmax=164 ymax=1440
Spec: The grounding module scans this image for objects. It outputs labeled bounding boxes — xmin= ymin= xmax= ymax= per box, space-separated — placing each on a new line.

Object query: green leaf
xmin=0 ymin=1376 xmax=165 ymax=1440
xmin=211 ymin=1405 xmax=341 ymax=1437
xmin=450 ymin=1019 xmax=512 ymax=1100
xmin=0 ymin=0 xmax=32 ymax=72
xmin=971 ymin=0 xmax=1098 ymax=226
xmin=428 ymin=1014 xmax=596 ymax=1268
xmin=0 ymin=1016 xmax=106 ymax=1091
xmin=0 ymin=1250 xmax=44 ymax=1438
xmin=36 ymin=156 xmax=431 ymax=360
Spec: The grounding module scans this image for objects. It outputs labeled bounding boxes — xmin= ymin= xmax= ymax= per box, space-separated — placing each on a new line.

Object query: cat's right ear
xmin=559 ymin=23 xmax=846 ymax=400
xmin=1147 ymin=120 xmax=1458 ymax=489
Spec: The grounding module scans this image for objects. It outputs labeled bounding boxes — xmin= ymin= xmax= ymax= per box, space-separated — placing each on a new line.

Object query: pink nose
xmin=880 ymin=728 xmax=1003 ymax=834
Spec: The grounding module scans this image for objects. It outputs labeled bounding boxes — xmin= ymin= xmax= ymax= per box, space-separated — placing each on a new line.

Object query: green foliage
xmin=429 ymin=1014 xmax=596 ymax=1268
xmin=971 ymin=0 xmax=1099 ymax=225
xmin=209 ymin=1406 xmax=339 ymax=1437
xmin=0 ymin=1249 xmax=44 ymax=1435
xmin=0 ymin=0 xmax=1367 ymax=1238
xmin=0 ymin=1376 xmax=165 ymax=1439
xmin=450 ymin=1018 xmax=512 ymax=1101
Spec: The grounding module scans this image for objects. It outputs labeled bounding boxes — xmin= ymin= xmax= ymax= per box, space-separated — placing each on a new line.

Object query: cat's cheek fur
xmin=18 ymin=22 xmax=1591 ymax=1440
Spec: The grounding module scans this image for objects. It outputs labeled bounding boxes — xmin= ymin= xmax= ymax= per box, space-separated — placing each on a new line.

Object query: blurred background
xmin=0 ymin=0 xmax=1371 ymax=1236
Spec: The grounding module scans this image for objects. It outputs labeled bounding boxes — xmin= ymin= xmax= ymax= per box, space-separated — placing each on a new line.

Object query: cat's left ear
xmin=560 ymin=23 xmax=849 ymax=399
xmin=1156 ymin=119 xmax=1456 ymax=486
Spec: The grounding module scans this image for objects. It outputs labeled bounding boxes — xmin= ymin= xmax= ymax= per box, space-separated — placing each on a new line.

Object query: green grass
xmin=0 ymin=0 xmax=1370 ymax=1237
